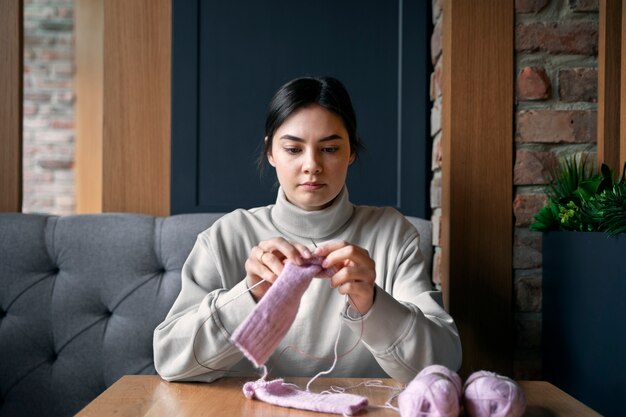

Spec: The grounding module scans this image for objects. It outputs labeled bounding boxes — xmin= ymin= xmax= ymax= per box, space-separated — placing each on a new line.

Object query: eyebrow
xmin=278 ymin=134 xmax=344 ymax=142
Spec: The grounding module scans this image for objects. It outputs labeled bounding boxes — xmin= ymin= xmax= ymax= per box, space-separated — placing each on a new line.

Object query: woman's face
xmin=268 ymin=104 xmax=355 ymax=211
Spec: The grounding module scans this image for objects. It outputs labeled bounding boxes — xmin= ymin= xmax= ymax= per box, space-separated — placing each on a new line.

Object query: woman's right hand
xmin=245 ymin=237 xmax=313 ymax=301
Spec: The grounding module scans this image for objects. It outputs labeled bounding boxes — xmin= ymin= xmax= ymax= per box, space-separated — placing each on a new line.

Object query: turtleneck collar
xmin=270 ymin=186 xmax=354 ymax=239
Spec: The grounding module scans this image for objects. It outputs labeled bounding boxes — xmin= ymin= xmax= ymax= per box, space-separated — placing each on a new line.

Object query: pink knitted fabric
xmin=230 ymin=258 xmax=331 ymax=367
xmin=243 ymin=378 xmax=368 ymax=416
xmin=398 ymin=364 xmax=462 ymax=417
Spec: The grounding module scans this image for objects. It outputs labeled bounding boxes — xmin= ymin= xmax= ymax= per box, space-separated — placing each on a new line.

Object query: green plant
xmin=530 ymin=156 xmax=626 ymax=236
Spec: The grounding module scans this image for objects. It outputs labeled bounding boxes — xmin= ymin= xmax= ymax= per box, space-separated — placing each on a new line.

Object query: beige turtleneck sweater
xmin=153 ymin=187 xmax=461 ymax=384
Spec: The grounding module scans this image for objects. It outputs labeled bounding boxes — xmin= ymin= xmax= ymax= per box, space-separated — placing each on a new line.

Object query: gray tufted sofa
xmin=0 ymin=212 xmax=431 ymax=417
xmin=0 ymin=212 xmax=223 ymax=417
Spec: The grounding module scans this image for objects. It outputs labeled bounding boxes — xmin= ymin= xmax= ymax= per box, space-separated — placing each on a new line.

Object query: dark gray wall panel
xmin=172 ymin=0 xmax=431 ymax=216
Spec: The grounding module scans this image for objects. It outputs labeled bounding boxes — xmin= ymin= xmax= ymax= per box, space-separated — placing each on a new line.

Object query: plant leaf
xmin=531 ymin=156 xmax=626 ymax=235
xmin=576 ymin=177 xmax=603 ymax=200
xmin=530 ymin=201 xmax=559 ymax=231
xmin=598 ymin=163 xmax=615 ymax=193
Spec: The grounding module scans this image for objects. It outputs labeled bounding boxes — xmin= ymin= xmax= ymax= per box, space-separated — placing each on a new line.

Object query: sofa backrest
xmin=0 ymin=212 xmax=431 ymax=417
xmin=0 ymin=213 xmax=222 ymax=417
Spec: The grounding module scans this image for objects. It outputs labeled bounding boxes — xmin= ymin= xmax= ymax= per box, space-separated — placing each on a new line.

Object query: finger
xmin=246 ymin=257 xmax=278 ymax=283
xmin=333 ymin=276 xmax=376 ymax=315
xmin=260 ymin=238 xmax=304 ymax=265
xmin=292 ymin=242 xmax=313 ymax=259
xmin=249 ymin=247 xmax=280 ymax=279
xmin=323 ymin=245 xmax=373 ymax=269
xmin=313 ymin=240 xmax=349 ymax=257
xmin=317 ymin=263 xmax=340 ymax=278
xmin=329 ymin=265 xmax=375 ymax=288
xmin=260 ymin=251 xmax=285 ymax=277
xmin=337 ymin=281 xmax=375 ymax=302
xmin=253 ymin=246 xmax=269 ymax=263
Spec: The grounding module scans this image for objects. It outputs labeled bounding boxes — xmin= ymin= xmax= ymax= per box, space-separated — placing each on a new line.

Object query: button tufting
xmin=50 ymin=353 xmax=58 ymax=363
xmin=0 ymin=309 xmax=5 ymax=318
xmin=52 ymin=267 xmax=60 ymax=274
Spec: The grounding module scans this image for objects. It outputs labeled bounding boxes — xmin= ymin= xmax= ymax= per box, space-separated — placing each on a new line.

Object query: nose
xmin=303 ymin=150 xmax=322 ymax=174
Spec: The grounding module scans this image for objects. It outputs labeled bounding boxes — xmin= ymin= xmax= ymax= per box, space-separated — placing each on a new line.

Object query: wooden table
xmin=76 ymin=375 xmax=601 ymax=417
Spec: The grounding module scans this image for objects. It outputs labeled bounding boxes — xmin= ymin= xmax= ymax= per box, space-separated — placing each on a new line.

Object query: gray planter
xmin=543 ymin=231 xmax=626 ymax=417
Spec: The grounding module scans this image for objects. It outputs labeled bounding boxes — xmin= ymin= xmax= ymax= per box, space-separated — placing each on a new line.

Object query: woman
xmin=153 ymin=76 xmax=461 ymax=384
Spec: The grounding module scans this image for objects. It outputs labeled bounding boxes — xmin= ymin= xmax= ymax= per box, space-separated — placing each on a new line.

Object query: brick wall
xmin=430 ymin=0 xmax=598 ymax=379
xmin=23 ymin=0 xmax=75 ymax=215
xmin=514 ymin=0 xmax=598 ymax=379
xmin=430 ymin=0 xmax=444 ymax=291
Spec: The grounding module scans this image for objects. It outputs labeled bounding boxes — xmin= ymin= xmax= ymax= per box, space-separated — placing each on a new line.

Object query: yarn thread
xmin=322 ymin=379 xmax=404 ymax=413
xmin=463 ymin=371 xmax=526 ymax=417
xmin=305 ymin=304 xmax=345 ymax=391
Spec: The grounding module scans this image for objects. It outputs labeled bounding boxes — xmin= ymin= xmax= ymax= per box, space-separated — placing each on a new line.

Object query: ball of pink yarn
xmin=463 ymin=371 xmax=526 ymax=417
xmin=398 ymin=364 xmax=462 ymax=417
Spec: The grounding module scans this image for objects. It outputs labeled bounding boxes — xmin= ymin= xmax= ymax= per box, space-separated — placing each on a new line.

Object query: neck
xmin=270 ymin=186 xmax=354 ymax=239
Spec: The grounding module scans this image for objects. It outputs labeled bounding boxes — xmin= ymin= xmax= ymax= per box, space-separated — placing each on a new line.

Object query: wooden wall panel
xmin=622 ymin=0 xmax=626 ymax=169
xmin=75 ymin=0 xmax=103 ymax=213
xmin=102 ymin=0 xmax=171 ymax=216
xmin=442 ymin=0 xmax=514 ymax=377
xmin=0 ymin=0 xmax=22 ymax=212
xmin=599 ymin=0 xmax=622 ymax=171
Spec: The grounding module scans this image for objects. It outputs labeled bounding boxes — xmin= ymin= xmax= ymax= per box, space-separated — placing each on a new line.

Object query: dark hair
xmin=258 ymin=76 xmax=363 ymax=169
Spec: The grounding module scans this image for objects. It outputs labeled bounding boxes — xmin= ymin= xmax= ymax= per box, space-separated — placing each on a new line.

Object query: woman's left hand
xmin=313 ymin=241 xmax=376 ymax=315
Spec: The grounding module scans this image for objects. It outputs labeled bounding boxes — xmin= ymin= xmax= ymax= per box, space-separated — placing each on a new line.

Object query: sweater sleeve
xmin=340 ymin=233 xmax=462 ymax=384
xmin=153 ymin=234 xmax=256 ymax=382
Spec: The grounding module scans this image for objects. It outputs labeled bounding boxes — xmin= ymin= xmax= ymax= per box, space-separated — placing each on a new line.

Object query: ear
xmin=348 ymin=152 xmax=356 ymax=166
xmin=265 ymin=136 xmax=276 ymax=167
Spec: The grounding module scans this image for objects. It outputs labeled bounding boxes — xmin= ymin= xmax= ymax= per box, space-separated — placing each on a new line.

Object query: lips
xmin=300 ymin=182 xmax=325 ymax=190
